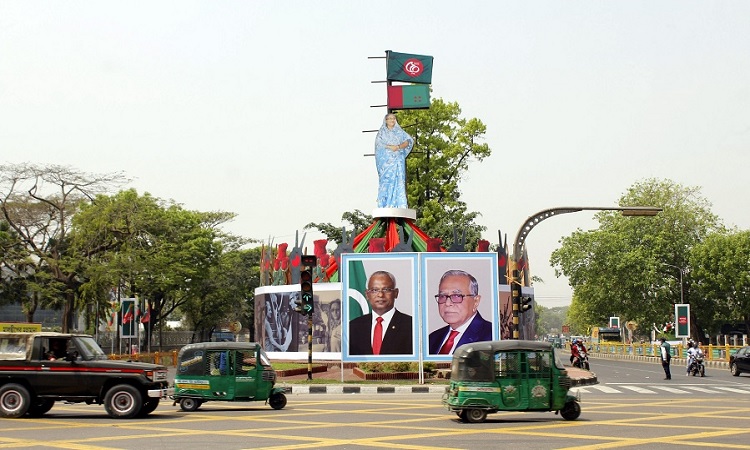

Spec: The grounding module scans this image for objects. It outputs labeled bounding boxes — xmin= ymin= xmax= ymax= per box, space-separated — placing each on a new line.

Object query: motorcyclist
xmin=570 ymin=339 xmax=588 ymax=367
xmin=687 ymin=341 xmax=704 ymax=375
xmin=569 ymin=339 xmax=580 ymax=364
xmin=685 ymin=339 xmax=697 ymax=376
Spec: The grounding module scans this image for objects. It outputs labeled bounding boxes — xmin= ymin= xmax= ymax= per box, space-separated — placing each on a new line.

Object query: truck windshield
xmin=74 ymin=336 xmax=109 ymax=360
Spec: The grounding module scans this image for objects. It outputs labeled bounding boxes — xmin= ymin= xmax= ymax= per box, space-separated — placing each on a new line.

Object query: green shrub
xmin=358 ymin=362 xmax=437 ymax=373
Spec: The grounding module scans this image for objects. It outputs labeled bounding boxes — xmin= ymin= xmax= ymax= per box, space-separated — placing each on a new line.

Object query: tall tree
xmin=551 ymin=179 xmax=720 ymax=336
xmin=71 ymin=189 xmax=237 ymax=341
xmin=0 ymin=220 xmax=29 ymax=307
xmin=181 ymin=248 xmax=260 ymax=342
xmin=0 ymin=163 xmax=124 ymax=331
xmin=689 ymin=230 xmax=750 ymax=336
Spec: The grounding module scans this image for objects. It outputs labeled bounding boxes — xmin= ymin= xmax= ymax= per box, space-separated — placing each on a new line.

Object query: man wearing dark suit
xmin=428 ymin=269 xmax=493 ymax=354
xmin=349 ymin=270 xmax=413 ymax=355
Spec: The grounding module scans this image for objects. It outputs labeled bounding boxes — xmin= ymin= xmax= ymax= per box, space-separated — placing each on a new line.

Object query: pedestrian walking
xmin=659 ymin=337 xmax=672 ymax=380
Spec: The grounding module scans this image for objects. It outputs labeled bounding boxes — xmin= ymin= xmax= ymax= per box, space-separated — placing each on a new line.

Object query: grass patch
xmin=272 ymin=362 xmax=313 ymax=370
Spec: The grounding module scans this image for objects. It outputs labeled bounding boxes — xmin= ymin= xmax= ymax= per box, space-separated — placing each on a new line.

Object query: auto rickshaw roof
xmin=178 ymin=341 xmax=260 ymax=355
xmin=453 ymin=340 xmax=553 ymax=357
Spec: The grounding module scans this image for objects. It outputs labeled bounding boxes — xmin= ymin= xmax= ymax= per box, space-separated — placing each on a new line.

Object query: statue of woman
xmin=375 ymin=113 xmax=414 ymax=208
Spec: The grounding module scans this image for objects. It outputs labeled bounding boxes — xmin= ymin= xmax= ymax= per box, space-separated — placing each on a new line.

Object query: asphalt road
xmin=3 ymin=357 xmax=750 ymax=449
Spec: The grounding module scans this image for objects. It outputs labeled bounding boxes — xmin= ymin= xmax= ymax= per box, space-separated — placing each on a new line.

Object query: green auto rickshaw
xmin=172 ymin=342 xmax=287 ymax=412
xmin=442 ymin=340 xmax=581 ymax=423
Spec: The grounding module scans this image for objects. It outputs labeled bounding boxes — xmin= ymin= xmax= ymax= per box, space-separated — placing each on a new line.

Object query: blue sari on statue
xmin=375 ymin=115 xmax=414 ymax=208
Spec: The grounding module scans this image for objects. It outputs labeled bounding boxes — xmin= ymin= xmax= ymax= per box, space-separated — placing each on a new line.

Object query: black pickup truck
xmin=0 ymin=332 xmax=172 ymax=419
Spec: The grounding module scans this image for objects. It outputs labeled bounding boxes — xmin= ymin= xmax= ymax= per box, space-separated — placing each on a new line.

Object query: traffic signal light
xmin=520 ymin=296 xmax=533 ymax=312
xmin=299 ymin=255 xmax=316 ymax=315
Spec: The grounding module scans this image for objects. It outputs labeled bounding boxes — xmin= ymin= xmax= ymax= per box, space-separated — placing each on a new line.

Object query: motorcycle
xmin=572 ymin=351 xmax=590 ymax=371
xmin=688 ymin=355 xmax=705 ymax=377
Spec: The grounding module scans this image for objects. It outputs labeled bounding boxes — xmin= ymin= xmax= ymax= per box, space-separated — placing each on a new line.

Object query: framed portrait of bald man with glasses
xmin=421 ymin=253 xmax=499 ymax=360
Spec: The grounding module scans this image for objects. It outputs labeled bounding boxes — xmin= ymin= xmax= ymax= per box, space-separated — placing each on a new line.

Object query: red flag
xmin=140 ymin=306 xmax=150 ymax=323
xmin=122 ymin=304 xmax=134 ymax=324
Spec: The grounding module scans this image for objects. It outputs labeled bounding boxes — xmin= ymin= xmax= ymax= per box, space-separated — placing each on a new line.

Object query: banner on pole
xmin=120 ymin=298 xmax=137 ymax=338
xmin=675 ymin=304 xmax=690 ymax=338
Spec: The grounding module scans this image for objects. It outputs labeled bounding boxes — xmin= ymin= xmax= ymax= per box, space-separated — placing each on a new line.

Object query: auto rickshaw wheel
xmin=464 ymin=408 xmax=487 ymax=424
xmin=560 ymin=401 xmax=581 ymax=421
xmin=179 ymin=398 xmax=201 ymax=412
xmin=269 ymin=392 xmax=287 ymax=410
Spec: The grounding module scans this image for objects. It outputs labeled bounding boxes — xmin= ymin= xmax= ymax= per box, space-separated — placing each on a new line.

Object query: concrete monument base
xmin=372 ymin=208 xmax=416 ymax=220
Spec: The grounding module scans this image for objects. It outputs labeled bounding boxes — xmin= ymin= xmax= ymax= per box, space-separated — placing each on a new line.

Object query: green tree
xmin=307 ymin=98 xmax=491 ymax=249
xmin=536 ymin=305 xmax=569 ymax=337
xmin=551 ymin=179 xmax=720 ymax=337
xmin=71 ymin=189 xmax=237 ymax=342
xmin=181 ymin=247 xmax=261 ymax=342
xmin=689 ymin=230 xmax=750 ymax=336
xmin=0 ymin=220 xmax=30 ymax=308
xmin=0 ymin=163 xmax=124 ymax=331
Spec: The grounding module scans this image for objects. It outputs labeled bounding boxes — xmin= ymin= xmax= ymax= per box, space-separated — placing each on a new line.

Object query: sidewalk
xmin=273 ymin=364 xmax=598 ymax=395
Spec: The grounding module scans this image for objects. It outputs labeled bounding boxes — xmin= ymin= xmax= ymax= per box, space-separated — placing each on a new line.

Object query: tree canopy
xmin=550 ymin=178 xmax=726 ymax=339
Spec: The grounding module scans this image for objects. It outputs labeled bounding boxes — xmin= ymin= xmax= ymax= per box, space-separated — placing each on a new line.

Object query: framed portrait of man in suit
xmin=341 ymin=253 xmax=418 ymax=362
xmin=421 ymin=253 xmax=499 ymax=361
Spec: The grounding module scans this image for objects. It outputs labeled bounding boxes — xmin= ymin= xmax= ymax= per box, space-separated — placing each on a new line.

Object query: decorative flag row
xmin=105 ymin=298 xmax=151 ymax=332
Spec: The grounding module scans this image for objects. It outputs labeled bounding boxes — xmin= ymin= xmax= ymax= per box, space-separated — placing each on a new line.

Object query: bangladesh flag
xmin=386 ymin=51 xmax=433 ymax=84
xmin=348 ymin=260 xmax=370 ymax=320
xmin=387 ymin=85 xmax=430 ymax=110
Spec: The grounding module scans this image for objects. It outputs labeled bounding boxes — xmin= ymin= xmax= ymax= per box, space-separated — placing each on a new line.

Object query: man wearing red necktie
xmin=349 ymin=270 xmax=413 ymax=355
xmin=428 ymin=269 xmax=493 ymax=355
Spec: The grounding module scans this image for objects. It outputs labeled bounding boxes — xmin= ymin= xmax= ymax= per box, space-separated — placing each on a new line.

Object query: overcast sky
xmin=2 ymin=1 xmax=749 ymax=308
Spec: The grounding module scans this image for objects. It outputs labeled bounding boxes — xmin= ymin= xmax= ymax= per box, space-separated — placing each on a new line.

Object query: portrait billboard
xmin=255 ymin=283 xmax=342 ymax=357
xmin=341 ymin=253 xmax=418 ymax=362
xmin=421 ymin=253 xmax=499 ymax=361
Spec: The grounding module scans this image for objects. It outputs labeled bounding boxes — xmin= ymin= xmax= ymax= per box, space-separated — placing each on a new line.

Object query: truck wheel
xmin=137 ymin=398 xmax=159 ymax=417
xmin=465 ymin=408 xmax=487 ymax=424
xmin=179 ymin=398 xmax=201 ymax=412
xmin=0 ymin=383 xmax=31 ymax=418
xmin=27 ymin=399 xmax=54 ymax=417
xmin=104 ymin=385 xmax=142 ymax=419
xmin=269 ymin=392 xmax=287 ymax=410
xmin=560 ymin=401 xmax=581 ymax=421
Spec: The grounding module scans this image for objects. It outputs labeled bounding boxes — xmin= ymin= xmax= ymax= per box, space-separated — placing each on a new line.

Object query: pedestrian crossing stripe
xmin=713 ymin=386 xmax=750 ymax=394
xmin=570 ymin=385 xmax=750 ymax=395
xmin=652 ymin=386 xmax=690 ymax=394
xmin=620 ymin=385 xmax=656 ymax=394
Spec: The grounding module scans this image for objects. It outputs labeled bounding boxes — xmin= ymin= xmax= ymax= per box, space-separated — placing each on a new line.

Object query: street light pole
xmin=661 ymin=263 xmax=684 ymax=305
xmin=511 ymin=206 xmax=662 ymax=340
